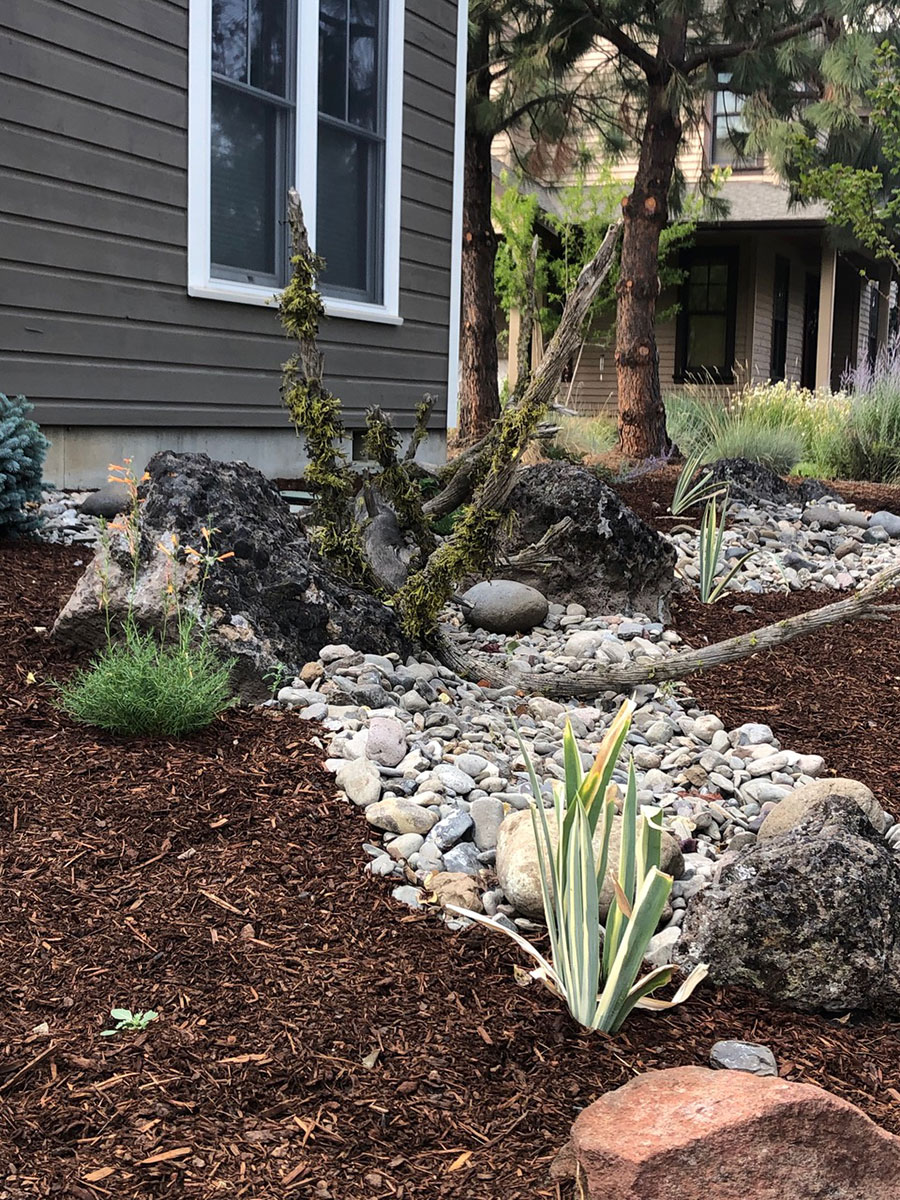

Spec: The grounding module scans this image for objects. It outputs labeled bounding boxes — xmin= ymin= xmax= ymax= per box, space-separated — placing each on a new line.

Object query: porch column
xmin=816 ymin=244 xmax=837 ymax=391
xmin=877 ymin=262 xmax=892 ymax=351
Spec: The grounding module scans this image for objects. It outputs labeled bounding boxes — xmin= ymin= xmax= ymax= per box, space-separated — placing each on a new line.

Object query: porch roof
xmin=700 ymin=179 xmax=830 ymax=228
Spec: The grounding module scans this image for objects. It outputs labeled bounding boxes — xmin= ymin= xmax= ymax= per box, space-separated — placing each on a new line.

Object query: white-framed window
xmin=188 ymin=0 xmax=404 ymax=324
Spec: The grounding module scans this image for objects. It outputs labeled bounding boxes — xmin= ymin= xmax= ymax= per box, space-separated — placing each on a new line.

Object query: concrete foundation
xmin=42 ymin=426 xmax=448 ymax=489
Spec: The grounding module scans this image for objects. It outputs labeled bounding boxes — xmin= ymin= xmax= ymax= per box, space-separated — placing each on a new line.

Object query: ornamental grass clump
xmin=449 ymin=700 xmax=707 ymax=1033
xmin=696 ymin=492 xmax=756 ymax=603
xmin=60 ymin=462 xmax=234 ymax=737
xmin=0 ymin=393 xmax=49 ymax=538
xmin=669 ymin=450 xmax=727 ymax=516
xmin=666 ymin=385 xmax=805 ymax=475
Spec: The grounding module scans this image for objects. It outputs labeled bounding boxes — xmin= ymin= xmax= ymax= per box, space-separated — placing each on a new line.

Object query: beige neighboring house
xmin=496 ymin=74 xmax=895 ymax=416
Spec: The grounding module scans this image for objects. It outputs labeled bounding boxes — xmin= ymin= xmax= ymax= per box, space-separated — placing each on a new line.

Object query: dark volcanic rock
xmin=675 ymin=796 xmax=900 ymax=1013
xmin=707 ymin=457 xmax=796 ymax=506
xmin=498 ymin=463 xmax=676 ymax=618
xmin=54 ymin=451 xmax=407 ymax=699
xmin=797 ymin=477 xmax=844 ymax=505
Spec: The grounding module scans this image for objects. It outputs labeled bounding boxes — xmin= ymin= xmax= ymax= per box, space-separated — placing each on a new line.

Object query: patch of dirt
xmin=3 ymin=542 xmax=900 ymax=1199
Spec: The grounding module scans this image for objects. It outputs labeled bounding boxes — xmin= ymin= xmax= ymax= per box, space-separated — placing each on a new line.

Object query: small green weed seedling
xmin=101 ymin=1007 xmax=159 ymax=1036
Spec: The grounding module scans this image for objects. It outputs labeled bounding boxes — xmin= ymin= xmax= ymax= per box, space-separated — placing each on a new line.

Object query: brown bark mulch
xmin=4 ymin=541 xmax=900 ymax=1199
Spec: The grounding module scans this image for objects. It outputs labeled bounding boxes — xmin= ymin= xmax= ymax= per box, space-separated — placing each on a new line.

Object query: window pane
xmin=688 ymin=316 xmax=727 ymax=371
xmin=211 ymin=82 xmax=278 ymax=277
xmin=212 ymin=0 xmax=248 ymax=82
xmin=349 ymin=0 xmax=379 ymax=129
xmin=250 ymin=0 xmax=287 ymax=96
xmin=319 ymin=0 xmax=348 ymax=119
xmin=317 ymin=123 xmax=377 ymax=297
xmin=707 ymin=283 xmax=727 ymax=311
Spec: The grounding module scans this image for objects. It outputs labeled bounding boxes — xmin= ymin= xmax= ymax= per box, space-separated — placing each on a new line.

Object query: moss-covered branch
xmin=279 ymin=190 xmax=369 ymax=581
xmin=364 ymin=406 xmax=435 ymax=557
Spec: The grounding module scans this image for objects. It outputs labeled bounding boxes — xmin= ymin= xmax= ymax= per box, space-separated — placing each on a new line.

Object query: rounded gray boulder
xmin=461 ymin=579 xmax=549 ymax=634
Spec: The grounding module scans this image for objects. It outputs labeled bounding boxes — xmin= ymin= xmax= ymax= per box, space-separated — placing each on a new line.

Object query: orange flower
xmin=216 ymin=551 xmax=235 ymax=561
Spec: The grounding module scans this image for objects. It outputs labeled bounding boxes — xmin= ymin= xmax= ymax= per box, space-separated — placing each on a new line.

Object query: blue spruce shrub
xmin=0 ymin=393 xmax=49 ymax=538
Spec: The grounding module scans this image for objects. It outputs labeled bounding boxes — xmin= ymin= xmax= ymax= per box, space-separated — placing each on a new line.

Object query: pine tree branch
xmin=682 ymin=13 xmax=830 ymax=74
xmin=579 ymin=2 xmax=661 ymax=78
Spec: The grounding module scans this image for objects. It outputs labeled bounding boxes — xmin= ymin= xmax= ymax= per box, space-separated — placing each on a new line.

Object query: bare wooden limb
xmin=436 ymin=560 xmax=900 ymax=697
xmin=394 ymin=223 xmax=623 ymax=639
xmin=423 ymin=424 xmax=557 ymax=520
xmin=500 ymin=517 xmax=577 ymax=571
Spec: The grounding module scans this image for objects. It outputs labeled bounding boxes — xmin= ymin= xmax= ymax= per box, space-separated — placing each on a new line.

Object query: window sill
xmin=188 ymin=280 xmax=403 ymax=324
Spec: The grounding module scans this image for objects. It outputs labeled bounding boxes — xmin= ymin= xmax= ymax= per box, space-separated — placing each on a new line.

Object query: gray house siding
xmin=0 ymin=0 xmax=459 ymax=481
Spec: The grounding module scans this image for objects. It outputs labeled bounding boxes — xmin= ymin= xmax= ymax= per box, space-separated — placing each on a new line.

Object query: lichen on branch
xmin=279 ymin=190 xmax=369 ymax=581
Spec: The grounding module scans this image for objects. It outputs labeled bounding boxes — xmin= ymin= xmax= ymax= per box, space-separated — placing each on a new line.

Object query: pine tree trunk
xmin=457 ymin=12 xmax=500 ymax=448
xmin=458 ymin=130 xmax=501 ymax=446
xmin=615 ymin=81 xmax=682 ymax=459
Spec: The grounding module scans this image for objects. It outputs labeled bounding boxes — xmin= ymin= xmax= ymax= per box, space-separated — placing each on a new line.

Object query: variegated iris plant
xmin=449 ymin=699 xmax=708 ymax=1032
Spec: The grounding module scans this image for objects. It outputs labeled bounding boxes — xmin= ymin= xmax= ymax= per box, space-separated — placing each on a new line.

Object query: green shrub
xmin=0 ymin=393 xmax=49 ymax=538
xmin=61 ymin=626 xmax=233 ymax=737
xmin=706 ymin=423 xmax=805 ymax=475
xmin=59 ymin=462 xmax=233 ymax=737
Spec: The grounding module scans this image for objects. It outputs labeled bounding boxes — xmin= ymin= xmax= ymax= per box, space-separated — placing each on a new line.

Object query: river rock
xmin=53 ymin=452 xmax=408 ymax=699
xmin=366 ymin=716 xmax=408 ymax=767
xmin=470 ymin=796 xmax=505 ymax=850
xmin=425 ymin=871 xmax=484 ymax=914
xmin=676 ymin=797 xmax=900 ymax=1012
xmin=496 ymin=808 xmax=683 ymax=919
xmin=870 ymin=510 xmax=900 ymax=537
xmin=335 ymin=758 xmax=382 ymax=808
xmin=460 ymin=579 xmax=549 ymax=634
xmin=757 ymin=777 xmax=888 ymax=841
xmin=709 ymin=1040 xmax=778 ymax=1077
xmin=551 ymin=1066 xmax=900 ymax=1199
xmin=498 ymin=463 xmax=676 ymax=617
xmin=78 ymin=480 xmax=132 ymax=519
xmin=365 ymin=799 xmax=438 ymax=837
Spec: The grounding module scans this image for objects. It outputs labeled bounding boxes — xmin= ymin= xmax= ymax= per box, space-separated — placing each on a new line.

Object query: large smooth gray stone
xmin=461 ymin=579 xmax=549 ymax=635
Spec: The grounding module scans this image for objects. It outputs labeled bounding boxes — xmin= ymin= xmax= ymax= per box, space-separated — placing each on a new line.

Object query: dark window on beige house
xmin=676 ymin=248 xmax=739 ymax=383
xmin=771 ymin=255 xmax=790 ymax=382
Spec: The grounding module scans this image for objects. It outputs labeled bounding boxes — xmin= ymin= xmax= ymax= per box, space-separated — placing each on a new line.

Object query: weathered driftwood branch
xmin=394 ymin=222 xmax=623 ymax=639
xmin=500 ymin=516 xmax=577 ymax=571
xmin=437 ymin=559 xmax=900 ymax=697
xmin=423 ymin=424 xmax=557 ymax=520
